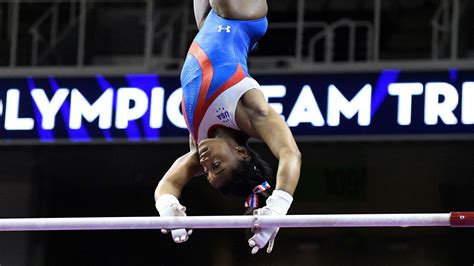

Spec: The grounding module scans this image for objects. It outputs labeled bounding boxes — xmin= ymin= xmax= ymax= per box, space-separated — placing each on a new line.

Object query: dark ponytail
xmin=238 ymin=146 xmax=272 ymax=240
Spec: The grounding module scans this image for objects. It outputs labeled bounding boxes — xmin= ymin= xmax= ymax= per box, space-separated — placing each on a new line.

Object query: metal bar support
xmin=70 ymin=0 xmax=76 ymax=24
xmin=31 ymin=31 xmax=39 ymax=65
xmin=373 ymin=0 xmax=381 ymax=61
xmin=348 ymin=24 xmax=356 ymax=62
xmin=144 ymin=0 xmax=154 ymax=70
xmin=77 ymin=0 xmax=87 ymax=66
xmin=9 ymin=0 xmax=19 ymax=67
xmin=450 ymin=0 xmax=459 ymax=60
xmin=325 ymin=29 xmax=333 ymax=63
xmin=295 ymin=0 xmax=305 ymax=62
xmin=432 ymin=21 xmax=438 ymax=59
xmin=51 ymin=3 xmax=58 ymax=45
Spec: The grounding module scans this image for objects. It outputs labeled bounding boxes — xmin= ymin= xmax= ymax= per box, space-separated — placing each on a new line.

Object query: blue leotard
xmin=180 ymin=9 xmax=268 ymax=143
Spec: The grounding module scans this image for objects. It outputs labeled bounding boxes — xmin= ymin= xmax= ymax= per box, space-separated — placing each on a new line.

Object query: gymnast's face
xmin=198 ymin=138 xmax=249 ymax=192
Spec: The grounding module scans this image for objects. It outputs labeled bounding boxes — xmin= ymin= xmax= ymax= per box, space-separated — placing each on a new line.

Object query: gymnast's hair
xmin=218 ymin=144 xmax=273 ymax=213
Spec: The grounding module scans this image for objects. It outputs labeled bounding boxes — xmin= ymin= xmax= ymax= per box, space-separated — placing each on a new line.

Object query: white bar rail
xmin=0 ymin=212 xmax=472 ymax=231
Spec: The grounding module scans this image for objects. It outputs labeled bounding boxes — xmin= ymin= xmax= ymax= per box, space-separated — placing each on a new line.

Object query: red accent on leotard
xmin=202 ymin=64 xmax=246 ymax=114
xmin=193 ymin=64 xmax=246 ymax=140
xmin=188 ymin=43 xmax=246 ymax=143
xmin=188 ymin=41 xmax=214 ymax=142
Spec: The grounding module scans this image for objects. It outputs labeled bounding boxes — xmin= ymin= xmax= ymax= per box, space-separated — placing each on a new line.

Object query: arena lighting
xmin=0 ymin=213 xmax=472 ymax=231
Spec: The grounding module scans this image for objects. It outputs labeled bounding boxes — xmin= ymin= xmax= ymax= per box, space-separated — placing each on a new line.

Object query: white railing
xmin=307 ymin=19 xmax=373 ymax=63
xmin=149 ymin=9 xmax=184 ymax=70
xmin=431 ymin=0 xmax=451 ymax=59
xmin=1 ymin=0 xmax=473 ymax=72
xmin=431 ymin=0 xmax=461 ymax=60
xmin=247 ymin=21 xmax=327 ymax=69
xmin=29 ymin=1 xmax=81 ymax=65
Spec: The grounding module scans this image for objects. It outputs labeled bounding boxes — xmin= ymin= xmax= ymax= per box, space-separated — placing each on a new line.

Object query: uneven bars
xmin=0 ymin=212 xmax=472 ymax=231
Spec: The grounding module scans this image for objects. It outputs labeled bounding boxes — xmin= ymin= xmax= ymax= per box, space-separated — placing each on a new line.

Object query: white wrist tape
xmin=265 ymin=189 xmax=293 ymax=215
xmin=155 ymin=194 xmax=180 ymax=215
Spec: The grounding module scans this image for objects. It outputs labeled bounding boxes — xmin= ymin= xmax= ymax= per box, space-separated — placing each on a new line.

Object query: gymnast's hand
xmin=155 ymin=194 xmax=192 ymax=243
xmin=248 ymin=190 xmax=293 ymax=254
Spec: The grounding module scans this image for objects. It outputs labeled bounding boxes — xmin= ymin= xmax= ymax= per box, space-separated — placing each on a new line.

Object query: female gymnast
xmin=154 ymin=0 xmax=301 ymax=254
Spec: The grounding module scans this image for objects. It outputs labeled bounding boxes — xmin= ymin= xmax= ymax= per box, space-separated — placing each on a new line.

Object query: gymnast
xmin=154 ymin=0 xmax=301 ymax=254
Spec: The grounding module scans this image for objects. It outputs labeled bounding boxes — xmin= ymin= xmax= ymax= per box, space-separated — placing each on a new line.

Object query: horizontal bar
xmin=450 ymin=212 xmax=474 ymax=227
xmin=0 ymin=213 xmax=472 ymax=231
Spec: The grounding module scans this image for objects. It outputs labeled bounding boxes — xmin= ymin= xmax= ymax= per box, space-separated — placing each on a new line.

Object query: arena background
xmin=0 ymin=0 xmax=473 ymax=265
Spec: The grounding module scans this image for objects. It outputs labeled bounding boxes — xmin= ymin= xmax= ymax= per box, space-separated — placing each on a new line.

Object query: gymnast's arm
xmin=237 ymin=89 xmax=301 ymax=195
xmin=154 ymin=135 xmax=203 ymax=201
xmin=237 ymin=89 xmax=300 ymax=253
xmin=193 ymin=0 xmax=211 ymax=29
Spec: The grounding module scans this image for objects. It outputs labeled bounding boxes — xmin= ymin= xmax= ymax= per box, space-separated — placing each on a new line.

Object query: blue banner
xmin=0 ymin=70 xmax=473 ymax=143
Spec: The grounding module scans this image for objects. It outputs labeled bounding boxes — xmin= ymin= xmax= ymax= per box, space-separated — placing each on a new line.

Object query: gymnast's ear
xmin=235 ymin=146 xmax=250 ymax=160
